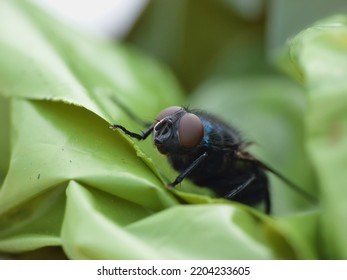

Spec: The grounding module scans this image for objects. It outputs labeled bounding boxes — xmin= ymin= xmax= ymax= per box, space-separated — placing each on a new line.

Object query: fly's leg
xmin=224 ymin=175 xmax=256 ymax=199
xmin=168 ymin=152 xmax=208 ymax=187
xmin=110 ymin=124 xmax=154 ymax=140
xmin=224 ymin=174 xmax=271 ymax=214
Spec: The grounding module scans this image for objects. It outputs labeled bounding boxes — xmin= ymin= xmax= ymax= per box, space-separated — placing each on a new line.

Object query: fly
xmin=110 ymin=101 xmax=317 ymax=214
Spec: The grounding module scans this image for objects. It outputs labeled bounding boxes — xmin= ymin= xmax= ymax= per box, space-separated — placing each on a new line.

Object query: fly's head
xmin=153 ymin=106 xmax=204 ymax=155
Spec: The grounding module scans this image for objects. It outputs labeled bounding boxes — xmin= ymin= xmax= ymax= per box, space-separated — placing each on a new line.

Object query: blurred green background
xmin=126 ymin=0 xmax=347 ymax=91
xmin=1 ymin=0 xmax=347 ymax=260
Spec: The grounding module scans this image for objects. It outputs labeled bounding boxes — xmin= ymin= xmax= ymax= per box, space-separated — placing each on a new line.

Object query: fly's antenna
xmin=236 ymin=150 xmax=318 ymax=204
xmin=110 ymin=95 xmax=152 ymax=127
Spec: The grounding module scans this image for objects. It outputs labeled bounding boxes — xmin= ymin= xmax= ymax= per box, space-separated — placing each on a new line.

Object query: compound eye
xmin=178 ymin=113 xmax=204 ymax=148
xmin=155 ymin=106 xmax=182 ymax=122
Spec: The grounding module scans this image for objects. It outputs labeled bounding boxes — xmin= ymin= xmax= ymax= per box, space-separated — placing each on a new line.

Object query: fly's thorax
xmin=152 ymin=107 xmax=204 ymax=155
xmin=200 ymin=117 xmax=241 ymax=151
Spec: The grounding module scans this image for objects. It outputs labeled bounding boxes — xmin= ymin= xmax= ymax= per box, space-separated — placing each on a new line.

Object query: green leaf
xmin=0 ymin=96 xmax=10 ymax=182
xmin=267 ymin=0 xmax=347 ymax=58
xmin=0 ymin=185 xmax=65 ymax=253
xmin=282 ymin=15 xmax=347 ymax=259
xmin=0 ymin=0 xmax=183 ymax=119
xmin=62 ymin=181 xmax=303 ymax=259
xmin=0 ymin=0 xmax=182 ymax=255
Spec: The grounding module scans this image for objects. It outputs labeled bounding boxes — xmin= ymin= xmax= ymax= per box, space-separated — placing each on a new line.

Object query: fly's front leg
xmin=168 ymin=152 xmax=208 ymax=187
xmin=109 ymin=123 xmax=154 ymax=141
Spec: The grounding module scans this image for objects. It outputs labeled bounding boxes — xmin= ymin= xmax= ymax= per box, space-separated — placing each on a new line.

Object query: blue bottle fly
xmin=110 ymin=105 xmax=316 ymax=214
